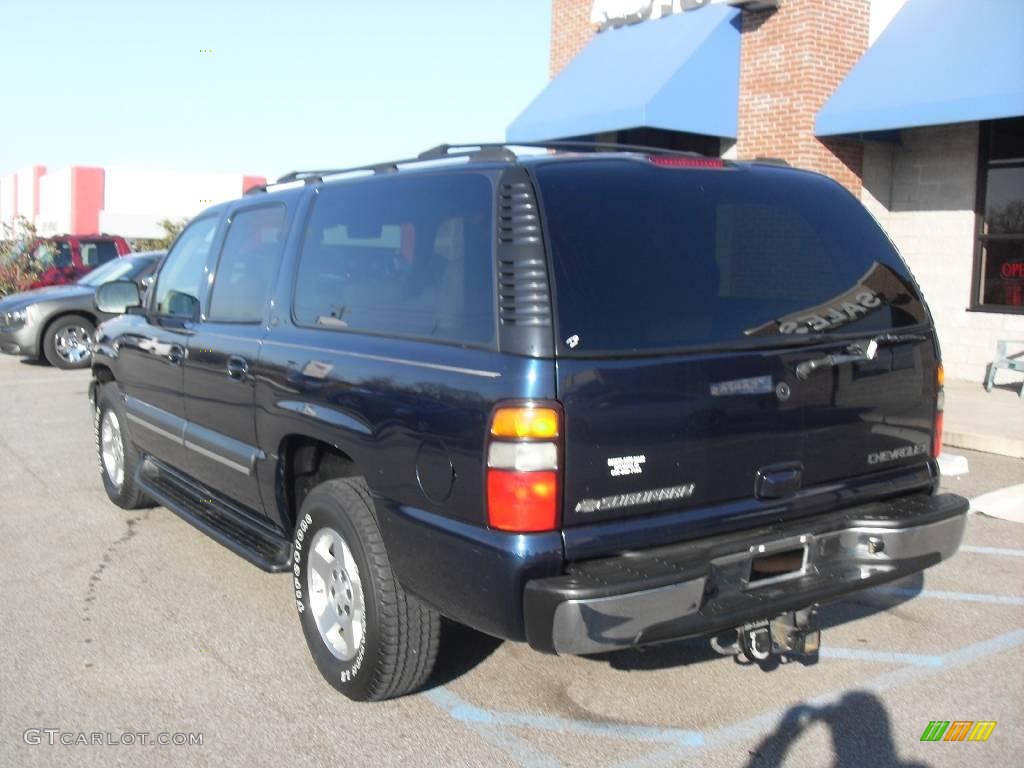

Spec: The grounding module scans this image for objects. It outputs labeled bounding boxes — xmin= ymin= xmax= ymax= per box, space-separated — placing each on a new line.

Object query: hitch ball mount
xmin=715 ymin=607 xmax=821 ymax=665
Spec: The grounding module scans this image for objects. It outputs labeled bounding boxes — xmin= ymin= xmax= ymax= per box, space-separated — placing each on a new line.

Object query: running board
xmin=136 ymin=457 xmax=292 ymax=572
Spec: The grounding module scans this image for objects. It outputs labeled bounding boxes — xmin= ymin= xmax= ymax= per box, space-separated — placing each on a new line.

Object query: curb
xmin=937 ymin=452 xmax=969 ymax=476
xmin=944 ymin=429 xmax=1024 ymax=460
xmin=970 ymin=484 xmax=1024 ymax=523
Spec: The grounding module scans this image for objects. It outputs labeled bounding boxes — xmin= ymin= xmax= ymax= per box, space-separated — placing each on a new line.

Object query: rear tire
xmin=95 ymin=384 xmax=152 ymax=510
xmin=293 ymin=478 xmax=440 ymax=701
xmin=43 ymin=314 xmax=95 ymax=369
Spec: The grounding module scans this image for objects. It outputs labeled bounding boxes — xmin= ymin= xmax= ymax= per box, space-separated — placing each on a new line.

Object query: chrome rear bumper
xmin=525 ymin=492 xmax=968 ymax=655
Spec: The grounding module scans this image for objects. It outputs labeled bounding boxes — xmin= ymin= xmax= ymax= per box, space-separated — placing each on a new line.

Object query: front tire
xmin=95 ymin=384 xmax=152 ymax=509
xmin=293 ymin=478 xmax=440 ymax=701
xmin=43 ymin=314 xmax=95 ymax=369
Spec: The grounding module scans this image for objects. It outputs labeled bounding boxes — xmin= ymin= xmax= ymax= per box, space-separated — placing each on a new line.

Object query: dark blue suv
xmin=89 ymin=143 xmax=968 ymax=701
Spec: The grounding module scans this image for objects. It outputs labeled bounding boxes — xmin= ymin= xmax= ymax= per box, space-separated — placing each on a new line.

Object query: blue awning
xmin=507 ymin=5 xmax=740 ymax=143
xmin=816 ymin=0 xmax=1024 ymax=138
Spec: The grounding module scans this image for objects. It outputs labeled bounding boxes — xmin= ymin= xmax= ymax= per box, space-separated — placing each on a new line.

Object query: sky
xmin=0 ymin=0 xmax=552 ymax=180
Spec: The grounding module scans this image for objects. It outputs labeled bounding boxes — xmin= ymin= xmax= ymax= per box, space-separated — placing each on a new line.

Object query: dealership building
xmin=0 ymin=166 xmax=265 ymax=241
xmin=509 ymin=0 xmax=1024 ymax=382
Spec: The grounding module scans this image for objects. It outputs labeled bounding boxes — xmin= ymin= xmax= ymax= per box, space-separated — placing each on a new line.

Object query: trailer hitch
xmin=711 ymin=607 xmax=821 ymax=667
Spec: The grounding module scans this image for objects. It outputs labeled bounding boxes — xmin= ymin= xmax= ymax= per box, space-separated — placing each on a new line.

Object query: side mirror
xmin=95 ymin=280 xmax=142 ymax=314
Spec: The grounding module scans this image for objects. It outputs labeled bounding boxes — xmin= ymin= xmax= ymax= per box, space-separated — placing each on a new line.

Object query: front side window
xmin=152 ymin=217 xmax=219 ymax=319
xmin=293 ymin=173 xmax=495 ymax=345
xmin=34 ymin=241 xmax=72 ymax=268
xmin=974 ymin=118 xmax=1024 ymax=311
xmin=208 ymin=205 xmax=287 ymax=323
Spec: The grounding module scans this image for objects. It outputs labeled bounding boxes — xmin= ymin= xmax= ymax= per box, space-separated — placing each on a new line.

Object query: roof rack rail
xmin=256 ymin=140 xmax=724 ymax=193
xmin=423 ymin=140 xmax=713 ymax=160
xmin=416 ymin=144 xmax=519 ymax=162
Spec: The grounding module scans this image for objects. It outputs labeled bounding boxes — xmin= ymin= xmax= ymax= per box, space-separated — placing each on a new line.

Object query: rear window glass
xmin=293 ymin=173 xmax=495 ymax=346
xmin=535 ymin=160 xmax=927 ymax=355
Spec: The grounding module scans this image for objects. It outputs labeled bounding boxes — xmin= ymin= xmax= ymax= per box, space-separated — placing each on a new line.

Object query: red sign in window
xmin=1000 ymin=261 xmax=1024 ymax=279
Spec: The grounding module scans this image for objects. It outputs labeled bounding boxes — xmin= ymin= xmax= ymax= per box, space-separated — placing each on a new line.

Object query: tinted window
xmin=208 ymin=205 xmax=286 ymax=323
xmin=974 ymin=118 xmax=1024 ymax=309
xmin=536 ymin=160 xmax=927 ymax=354
xmin=81 ymin=240 xmax=120 ymax=266
xmin=294 ymin=173 xmax=495 ymax=345
xmin=77 ymin=256 xmax=157 ymax=286
xmin=153 ymin=217 xmax=219 ymax=319
xmin=34 ymin=241 xmax=72 ymax=268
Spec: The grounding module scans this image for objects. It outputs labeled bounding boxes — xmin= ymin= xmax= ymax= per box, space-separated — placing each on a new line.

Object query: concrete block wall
xmin=862 ymin=123 xmax=1024 ymax=384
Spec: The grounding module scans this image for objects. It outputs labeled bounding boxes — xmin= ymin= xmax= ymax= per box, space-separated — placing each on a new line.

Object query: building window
xmin=973 ymin=118 xmax=1024 ymax=312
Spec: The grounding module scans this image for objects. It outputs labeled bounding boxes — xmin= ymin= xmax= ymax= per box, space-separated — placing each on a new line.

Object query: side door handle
xmin=167 ymin=344 xmax=185 ymax=366
xmin=227 ymin=356 xmax=250 ymax=380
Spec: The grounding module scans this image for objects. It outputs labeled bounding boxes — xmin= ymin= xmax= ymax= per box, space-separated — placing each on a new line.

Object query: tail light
xmin=933 ymin=363 xmax=944 ymax=458
xmin=487 ymin=404 xmax=561 ymax=532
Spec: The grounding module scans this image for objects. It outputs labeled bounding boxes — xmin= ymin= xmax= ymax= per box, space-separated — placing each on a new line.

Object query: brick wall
xmin=736 ymin=0 xmax=869 ymax=193
xmin=549 ymin=0 xmax=595 ymax=78
xmin=547 ymin=1 xmax=871 ymax=191
xmin=863 ymin=124 xmax=1024 ymax=383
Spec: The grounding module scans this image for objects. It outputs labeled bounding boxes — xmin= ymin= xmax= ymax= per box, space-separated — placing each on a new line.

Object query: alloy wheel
xmin=307 ymin=527 xmax=366 ymax=661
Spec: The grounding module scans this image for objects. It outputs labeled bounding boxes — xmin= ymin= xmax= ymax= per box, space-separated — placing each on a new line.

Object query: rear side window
xmin=208 ymin=205 xmax=287 ymax=323
xmin=536 ymin=160 xmax=928 ymax=355
xmin=81 ymin=240 xmax=120 ymax=267
xmin=293 ymin=173 xmax=495 ymax=346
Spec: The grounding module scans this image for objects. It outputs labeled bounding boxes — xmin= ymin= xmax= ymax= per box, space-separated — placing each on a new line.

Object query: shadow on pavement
xmin=586 ymin=572 xmax=925 ymax=674
xmin=745 ymin=691 xmax=930 ymax=768
xmin=421 ymin=572 xmax=926 ymax=684
xmin=425 ymin=618 xmax=504 ymax=689
xmin=815 ymin=572 xmax=924 ymax=631
xmin=18 ymin=357 xmax=49 ymax=367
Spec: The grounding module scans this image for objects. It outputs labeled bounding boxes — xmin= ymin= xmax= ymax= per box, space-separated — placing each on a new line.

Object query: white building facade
xmin=0 ymin=165 xmax=266 ymax=240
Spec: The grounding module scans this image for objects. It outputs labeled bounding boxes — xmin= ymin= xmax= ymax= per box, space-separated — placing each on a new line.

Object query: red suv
xmin=30 ymin=234 xmax=132 ymax=288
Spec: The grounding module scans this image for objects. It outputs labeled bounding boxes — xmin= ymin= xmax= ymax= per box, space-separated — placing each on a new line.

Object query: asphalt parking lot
xmin=1 ymin=353 xmax=1021 ymax=768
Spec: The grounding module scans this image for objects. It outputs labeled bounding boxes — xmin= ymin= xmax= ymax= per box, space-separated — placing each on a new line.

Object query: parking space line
xmin=427 ymin=685 xmax=704 ymax=748
xmin=819 ymin=647 xmax=944 ymax=666
xmin=426 ymin=629 xmax=1024 ymax=768
xmin=870 ymin=585 xmax=1024 ymax=606
xmin=425 ymin=687 xmax=563 ymax=768
xmin=611 ymin=628 xmax=1024 ymax=768
xmin=960 ymin=544 xmax=1024 ymax=557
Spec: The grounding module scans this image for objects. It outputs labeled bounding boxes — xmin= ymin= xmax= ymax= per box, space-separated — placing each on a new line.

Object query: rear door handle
xmin=227 ymin=356 xmax=250 ymax=380
xmin=167 ymin=344 xmax=185 ymax=366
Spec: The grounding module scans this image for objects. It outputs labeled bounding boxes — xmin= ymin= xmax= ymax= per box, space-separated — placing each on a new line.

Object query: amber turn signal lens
xmin=490 ymin=407 xmax=560 ymax=439
xmin=937 ymin=363 xmax=944 ymax=388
